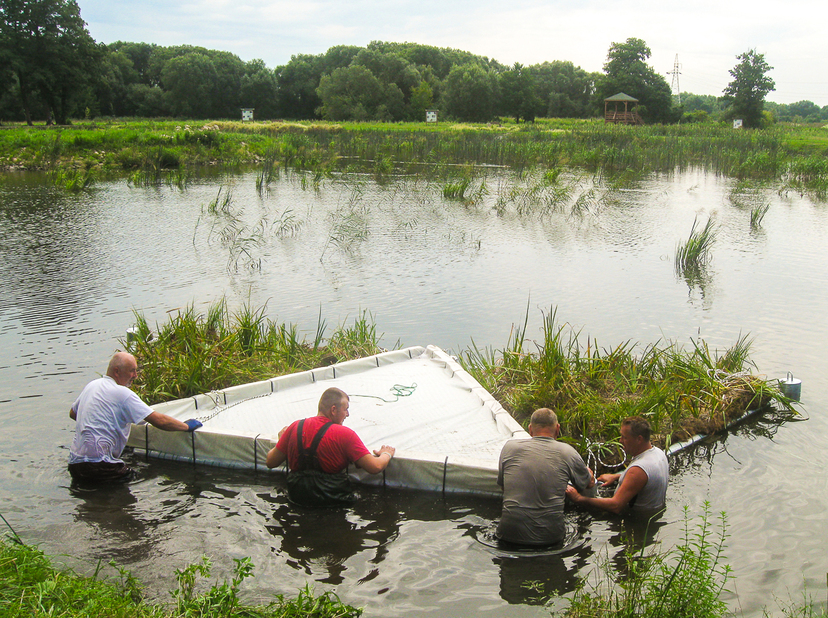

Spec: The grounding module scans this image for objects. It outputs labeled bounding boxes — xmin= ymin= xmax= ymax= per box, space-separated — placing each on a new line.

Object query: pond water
xmin=1 ymin=167 xmax=827 ymax=617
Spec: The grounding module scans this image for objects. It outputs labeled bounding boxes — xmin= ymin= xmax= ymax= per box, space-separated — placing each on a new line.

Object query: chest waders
xmin=286 ymin=419 xmax=356 ymax=507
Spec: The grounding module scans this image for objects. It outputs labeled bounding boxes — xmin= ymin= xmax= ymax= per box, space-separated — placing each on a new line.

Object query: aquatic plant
xmin=563 ymin=504 xmax=731 ymax=618
xmin=461 ymin=305 xmax=788 ymax=468
xmin=256 ymin=153 xmax=279 ymax=194
xmin=320 ymin=190 xmax=370 ymax=259
xmin=675 ymin=215 xmax=717 ymax=275
xmin=443 ymin=178 xmax=471 ymax=199
xmin=127 ymin=301 xmax=387 ymax=402
xmin=750 ymin=201 xmax=770 ymax=228
xmin=207 ymin=186 xmax=234 ymax=215
xmin=49 ymin=167 xmax=96 ymax=192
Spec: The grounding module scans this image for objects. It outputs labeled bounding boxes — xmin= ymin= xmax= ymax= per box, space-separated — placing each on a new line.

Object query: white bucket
xmin=779 ymin=372 xmax=802 ymax=401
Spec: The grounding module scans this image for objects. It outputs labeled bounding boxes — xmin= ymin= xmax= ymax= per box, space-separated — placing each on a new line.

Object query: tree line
xmin=2 ymin=0 xmax=825 ymax=127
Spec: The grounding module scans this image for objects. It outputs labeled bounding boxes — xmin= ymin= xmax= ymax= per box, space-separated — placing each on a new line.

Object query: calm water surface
xmin=1 ymin=168 xmax=827 ymax=617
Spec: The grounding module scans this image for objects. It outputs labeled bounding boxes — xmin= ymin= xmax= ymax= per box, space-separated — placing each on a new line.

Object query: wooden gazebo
xmin=604 ymin=92 xmax=643 ymax=125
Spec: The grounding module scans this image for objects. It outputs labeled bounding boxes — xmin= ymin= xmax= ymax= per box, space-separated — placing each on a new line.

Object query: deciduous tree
xmin=0 ymin=0 xmax=99 ymax=124
xmin=722 ymin=49 xmax=775 ymax=128
xmin=443 ymin=64 xmax=500 ymax=122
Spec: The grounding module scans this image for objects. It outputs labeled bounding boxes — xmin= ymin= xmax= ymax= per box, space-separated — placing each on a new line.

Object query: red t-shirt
xmin=276 ymin=415 xmax=370 ymax=473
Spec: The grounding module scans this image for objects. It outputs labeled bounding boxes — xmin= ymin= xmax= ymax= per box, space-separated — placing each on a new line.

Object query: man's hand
xmin=373 ymin=445 xmax=395 ymax=458
xmin=184 ymin=419 xmax=203 ymax=432
xmin=565 ymin=485 xmax=583 ymax=503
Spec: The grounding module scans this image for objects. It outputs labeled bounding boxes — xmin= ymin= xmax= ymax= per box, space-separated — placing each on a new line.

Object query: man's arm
xmin=266 ymin=445 xmax=287 ymax=469
xmin=356 ymin=446 xmax=395 ymax=474
xmin=69 ymin=407 xmax=76 ymax=421
xmin=566 ymin=466 xmax=648 ymax=514
xmin=144 ymin=411 xmax=192 ymax=432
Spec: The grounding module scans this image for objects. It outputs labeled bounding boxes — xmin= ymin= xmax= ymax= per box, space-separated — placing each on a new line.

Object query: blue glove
xmin=184 ymin=419 xmax=203 ymax=432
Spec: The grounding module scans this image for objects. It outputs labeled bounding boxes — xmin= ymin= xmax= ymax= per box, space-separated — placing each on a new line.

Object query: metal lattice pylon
xmin=667 ymin=54 xmax=682 ymax=105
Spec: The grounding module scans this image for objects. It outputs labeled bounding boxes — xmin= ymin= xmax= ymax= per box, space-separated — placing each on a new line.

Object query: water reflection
xmin=263 ymin=488 xmax=402 ymax=585
xmin=68 ymin=479 xmax=151 ymax=564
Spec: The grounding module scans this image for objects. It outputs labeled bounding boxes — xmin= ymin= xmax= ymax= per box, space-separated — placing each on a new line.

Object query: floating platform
xmin=126 ymin=345 xmax=529 ymax=496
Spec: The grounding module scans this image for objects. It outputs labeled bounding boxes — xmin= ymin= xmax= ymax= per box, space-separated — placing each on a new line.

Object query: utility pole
xmin=667 ymin=54 xmax=682 ymax=105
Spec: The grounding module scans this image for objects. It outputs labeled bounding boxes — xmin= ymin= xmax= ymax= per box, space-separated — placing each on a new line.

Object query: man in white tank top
xmin=565 ymin=416 xmax=668 ymax=513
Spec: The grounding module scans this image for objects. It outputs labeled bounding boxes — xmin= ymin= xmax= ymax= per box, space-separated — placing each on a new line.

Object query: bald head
xmin=107 ymin=352 xmax=138 ymax=387
xmin=528 ymin=408 xmax=560 ymax=438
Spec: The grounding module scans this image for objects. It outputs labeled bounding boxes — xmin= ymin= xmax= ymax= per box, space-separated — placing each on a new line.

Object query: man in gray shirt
xmin=497 ymin=408 xmax=594 ymax=546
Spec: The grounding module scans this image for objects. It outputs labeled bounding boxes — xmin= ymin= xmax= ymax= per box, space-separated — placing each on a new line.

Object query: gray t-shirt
xmin=497 ymin=436 xmax=592 ymax=546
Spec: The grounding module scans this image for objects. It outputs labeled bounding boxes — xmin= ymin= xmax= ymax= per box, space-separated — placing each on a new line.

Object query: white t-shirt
xmin=69 ymin=376 xmax=152 ymax=464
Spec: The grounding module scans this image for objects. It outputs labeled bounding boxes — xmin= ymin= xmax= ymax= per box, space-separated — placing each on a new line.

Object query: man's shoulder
xmin=500 ymin=437 xmax=532 ymax=454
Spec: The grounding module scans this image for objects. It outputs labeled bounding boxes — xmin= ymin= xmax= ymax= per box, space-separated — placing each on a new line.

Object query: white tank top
xmin=616 ymin=446 xmax=669 ymax=510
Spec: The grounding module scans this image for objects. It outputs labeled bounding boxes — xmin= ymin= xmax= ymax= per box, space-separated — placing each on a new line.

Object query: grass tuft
xmin=0 ymin=539 xmax=363 ymax=617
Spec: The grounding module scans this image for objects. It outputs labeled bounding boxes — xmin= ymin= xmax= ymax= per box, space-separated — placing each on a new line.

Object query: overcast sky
xmin=79 ymin=0 xmax=827 ymax=107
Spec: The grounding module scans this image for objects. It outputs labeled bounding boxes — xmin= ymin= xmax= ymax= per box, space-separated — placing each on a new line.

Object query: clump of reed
xmin=460 ymin=305 xmax=787 ymax=471
xmin=126 ymin=300 xmax=386 ymax=403
xmin=0 ymin=537 xmax=362 ymax=618
xmin=443 ymin=178 xmax=471 ymax=199
xmin=675 ymin=216 xmax=716 ymax=277
xmin=48 ymin=167 xmax=96 ymax=193
xmin=750 ymin=201 xmax=770 ymax=228
xmin=255 ymin=152 xmax=279 ymax=194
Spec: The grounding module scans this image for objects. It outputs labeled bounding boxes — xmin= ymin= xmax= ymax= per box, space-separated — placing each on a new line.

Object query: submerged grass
xmin=0 ymin=538 xmax=362 ymax=617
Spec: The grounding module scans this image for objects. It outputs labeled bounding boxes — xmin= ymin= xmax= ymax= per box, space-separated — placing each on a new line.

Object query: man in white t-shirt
xmin=68 ymin=352 xmax=202 ymax=481
xmin=566 ymin=416 xmax=668 ymax=514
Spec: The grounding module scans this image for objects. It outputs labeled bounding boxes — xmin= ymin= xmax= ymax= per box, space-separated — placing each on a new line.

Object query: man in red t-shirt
xmin=266 ymin=387 xmax=395 ymax=506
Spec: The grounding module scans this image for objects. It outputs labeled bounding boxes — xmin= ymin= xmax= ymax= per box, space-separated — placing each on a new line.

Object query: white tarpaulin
xmin=127 ymin=345 xmax=529 ymax=496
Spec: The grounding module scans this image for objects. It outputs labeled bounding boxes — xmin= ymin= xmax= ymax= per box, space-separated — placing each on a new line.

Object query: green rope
xmin=351 ymin=383 xmax=417 ymax=403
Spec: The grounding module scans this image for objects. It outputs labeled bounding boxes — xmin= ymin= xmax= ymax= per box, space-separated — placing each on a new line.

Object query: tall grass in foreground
xmin=0 ymin=538 xmax=362 ymax=617
xmin=460 ymin=306 xmax=791 ymax=468
xmin=562 ymin=504 xmax=731 ymax=618
xmin=127 ymin=301 xmax=385 ymax=403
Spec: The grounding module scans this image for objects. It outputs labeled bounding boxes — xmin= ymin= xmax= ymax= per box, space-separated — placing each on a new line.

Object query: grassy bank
xmin=1 ymin=118 xmax=827 ymax=196
xmin=0 ymin=536 xmax=362 ymax=617
xmin=128 ymin=302 xmax=795 ymax=474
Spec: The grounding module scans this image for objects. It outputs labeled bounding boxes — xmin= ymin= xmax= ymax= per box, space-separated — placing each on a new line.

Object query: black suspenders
xmin=295 ymin=419 xmax=334 ymax=472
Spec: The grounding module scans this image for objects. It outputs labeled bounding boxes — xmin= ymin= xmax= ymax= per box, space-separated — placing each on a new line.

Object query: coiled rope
xmin=583 ymin=437 xmax=628 ymax=474
xmin=351 ymin=383 xmax=417 ymax=403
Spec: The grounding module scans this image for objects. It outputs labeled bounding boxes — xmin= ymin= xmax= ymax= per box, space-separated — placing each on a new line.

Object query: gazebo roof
xmin=604 ymin=92 xmax=639 ymax=102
